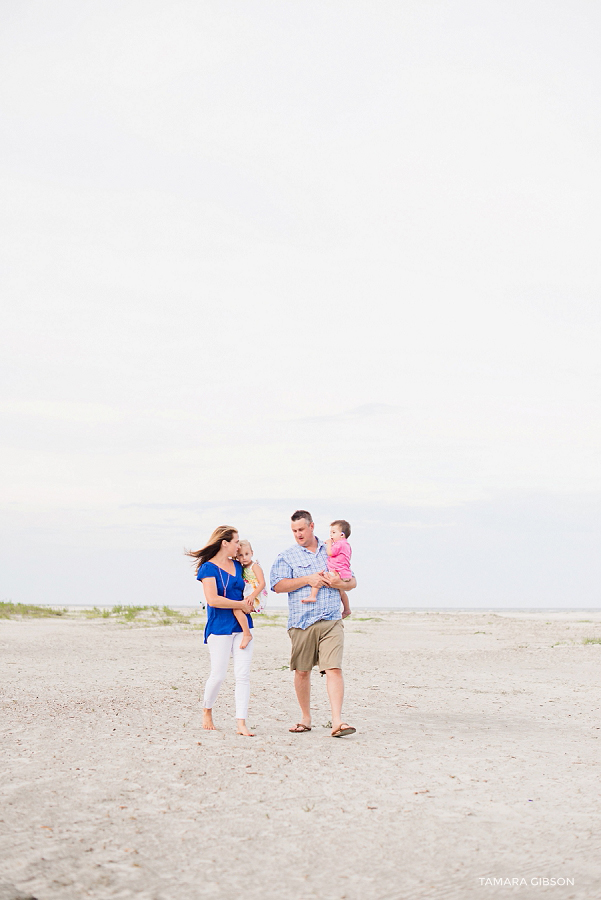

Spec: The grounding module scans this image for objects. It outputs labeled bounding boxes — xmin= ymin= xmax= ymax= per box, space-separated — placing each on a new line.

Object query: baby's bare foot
xmin=302 ymin=597 xmax=318 ymax=603
xmin=240 ymin=633 xmax=253 ymax=649
xmin=202 ymin=709 xmax=217 ymax=730
xmin=342 ymin=609 xmax=351 ymax=619
xmin=236 ymin=720 xmax=255 ymax=737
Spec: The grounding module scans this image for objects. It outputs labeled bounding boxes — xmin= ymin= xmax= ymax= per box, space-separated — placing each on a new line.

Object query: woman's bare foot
xmin=236 ymin=719 xmax=255 ymax=737
xmin=202 ymin=708 xmax=217 ymax=730
xmin=239 ymin=633 xmax=253 ymax=649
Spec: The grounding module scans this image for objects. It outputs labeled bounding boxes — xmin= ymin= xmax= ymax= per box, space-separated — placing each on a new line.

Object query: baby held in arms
xmin=231 ymin=540 xmax=267 ymax=648
xmin=303 ymin=519 xmax=353 ymax=619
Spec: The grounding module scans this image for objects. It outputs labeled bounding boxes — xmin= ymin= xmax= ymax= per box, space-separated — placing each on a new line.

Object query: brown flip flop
xmin=289 ymin=723 xmax=312 ymax=733
xmin=331 ymin=724 xmax=356 ymax=738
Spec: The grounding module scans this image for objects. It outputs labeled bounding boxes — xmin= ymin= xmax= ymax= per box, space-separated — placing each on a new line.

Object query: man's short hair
xmin=291 ymin=509 xmax=313 ymax=524
xmin=331 ymin=519 xmax=351 ymax=538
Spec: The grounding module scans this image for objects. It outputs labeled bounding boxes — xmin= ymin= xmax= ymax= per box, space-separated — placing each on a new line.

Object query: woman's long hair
xmin=185 ymin=525 xmax=238 ymax=575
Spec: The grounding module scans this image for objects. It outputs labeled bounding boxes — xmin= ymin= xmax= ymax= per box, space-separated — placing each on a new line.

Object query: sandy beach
xmin=1 ymin=608 xmax=600 ymax=900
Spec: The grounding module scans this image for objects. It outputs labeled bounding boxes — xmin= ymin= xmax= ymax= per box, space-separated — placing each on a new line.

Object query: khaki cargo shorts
xmin=288 ymin=619 xmax=344 ymax=674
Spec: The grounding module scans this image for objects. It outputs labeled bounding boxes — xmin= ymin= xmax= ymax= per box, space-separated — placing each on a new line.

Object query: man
xmin=270 ymin=510 xmax=357 ymax=738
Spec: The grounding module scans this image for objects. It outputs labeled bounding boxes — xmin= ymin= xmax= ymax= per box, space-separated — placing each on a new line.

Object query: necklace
xmin=218 ymin=567 xmax=231 ymax=596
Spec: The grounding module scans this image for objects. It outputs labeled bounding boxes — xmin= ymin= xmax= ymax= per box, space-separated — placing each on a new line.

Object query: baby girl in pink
xmin=303 ymin=519 xmax=352 ymax=618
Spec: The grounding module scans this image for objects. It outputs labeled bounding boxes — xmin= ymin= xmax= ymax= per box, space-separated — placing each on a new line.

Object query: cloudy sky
xmin=2 ymin=1 xmax=600 ymax=609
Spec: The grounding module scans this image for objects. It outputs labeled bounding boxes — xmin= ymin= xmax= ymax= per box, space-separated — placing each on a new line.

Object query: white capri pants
xmin=203 ymin=632 xmax=254 ymax=720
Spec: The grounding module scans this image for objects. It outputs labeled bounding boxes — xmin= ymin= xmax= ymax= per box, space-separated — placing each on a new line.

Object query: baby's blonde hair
xmin=238 ymin=540 xmax=253 ymax=554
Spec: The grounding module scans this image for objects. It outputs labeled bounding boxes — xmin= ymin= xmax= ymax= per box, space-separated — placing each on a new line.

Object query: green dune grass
xmin=0 ymin=601 xmax=66 ymax=618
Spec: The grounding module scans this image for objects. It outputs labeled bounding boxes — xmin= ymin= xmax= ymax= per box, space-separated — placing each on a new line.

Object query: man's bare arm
xmin=272 ymin=573 xmax=326 ymax=594
xmin=323 ymin=574 xmax=357 ymax=592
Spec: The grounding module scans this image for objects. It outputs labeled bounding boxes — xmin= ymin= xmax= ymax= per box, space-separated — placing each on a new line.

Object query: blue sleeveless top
xmin=197 ymin=559 xmax=253 ymax=643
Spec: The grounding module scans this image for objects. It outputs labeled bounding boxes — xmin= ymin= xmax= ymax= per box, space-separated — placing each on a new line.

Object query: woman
xmin=187 ymin=526 xmax=255 ymax=737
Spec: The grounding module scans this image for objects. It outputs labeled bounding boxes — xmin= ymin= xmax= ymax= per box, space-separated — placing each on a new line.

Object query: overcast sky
xmin=1 ymin=1 xmax=600 ymax=609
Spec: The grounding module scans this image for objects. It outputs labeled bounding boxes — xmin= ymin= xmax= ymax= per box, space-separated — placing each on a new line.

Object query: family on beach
xmin=186 ymin=510 xmax=357 ymax=739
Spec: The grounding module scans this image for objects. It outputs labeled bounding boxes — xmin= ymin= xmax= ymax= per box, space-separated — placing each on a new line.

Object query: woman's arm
xmin=200 ymin=577 xmax=253 ymax=613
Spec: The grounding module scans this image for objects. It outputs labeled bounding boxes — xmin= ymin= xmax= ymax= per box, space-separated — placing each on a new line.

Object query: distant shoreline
xmin=26 ymin=603 xmax=601 ymax=613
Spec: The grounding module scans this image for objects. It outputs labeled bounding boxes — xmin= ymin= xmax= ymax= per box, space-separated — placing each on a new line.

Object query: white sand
xmin=1 ymin=609 xmax=600 ymax=900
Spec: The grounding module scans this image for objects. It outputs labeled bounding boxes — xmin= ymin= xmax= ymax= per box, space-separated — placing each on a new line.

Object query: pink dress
xmin=328 ymin=538 xmax=352 ymax=580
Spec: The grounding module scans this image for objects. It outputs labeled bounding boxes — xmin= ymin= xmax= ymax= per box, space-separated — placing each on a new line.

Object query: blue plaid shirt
xmin=270 ymin=538 xmax=342 ymax=630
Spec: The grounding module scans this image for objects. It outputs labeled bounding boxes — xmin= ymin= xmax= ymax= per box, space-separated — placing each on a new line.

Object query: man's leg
xmin=324 ymin=667 xmax=344 ymax=731
xmin=289 ymin=625 xmax=317 ymax=731
xmin=294 ymin=669 xmax=312 ymax=727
